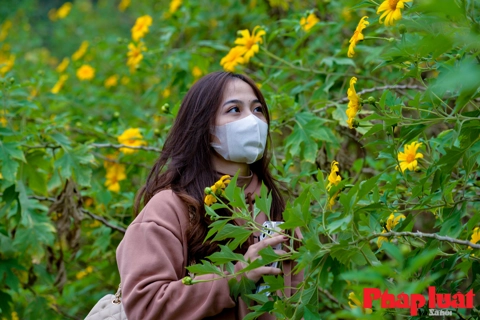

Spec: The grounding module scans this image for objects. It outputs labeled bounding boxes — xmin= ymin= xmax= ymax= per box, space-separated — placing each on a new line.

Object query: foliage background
xmin=0 ymin=0 xmax=480 ymax=319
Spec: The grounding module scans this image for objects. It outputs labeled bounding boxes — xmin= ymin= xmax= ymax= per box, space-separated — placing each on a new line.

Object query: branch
xmin=22 ymin=143 xmax=161 ymax=153
xmin=353 ymin=231 xmax=480 ymax=249
xmin=30 ymin=195 xmax=126 ymax=234
xmin=313 ymin=84 xmax=426 ymax=114
xmin=91 ymin=143 xmax=161 ymax=153
xmin=318 ymin=287 xmax=347 ymax=309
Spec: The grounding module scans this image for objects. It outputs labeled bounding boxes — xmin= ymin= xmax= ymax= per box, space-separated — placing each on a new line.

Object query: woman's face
xmin=214 ymin=78 xmax=267 ymax=127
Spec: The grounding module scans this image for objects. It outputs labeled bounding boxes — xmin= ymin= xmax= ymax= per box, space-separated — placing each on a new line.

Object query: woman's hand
xmin=236 ymin=234 xmax=288 ymax=283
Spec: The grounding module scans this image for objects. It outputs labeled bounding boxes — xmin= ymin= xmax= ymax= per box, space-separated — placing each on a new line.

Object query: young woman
xmin=116 ymin=71 xmax=303 ymax=319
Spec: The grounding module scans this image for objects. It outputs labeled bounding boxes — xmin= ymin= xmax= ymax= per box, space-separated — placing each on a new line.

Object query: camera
xmin=255 ymin=221 xmax=283 ymax=295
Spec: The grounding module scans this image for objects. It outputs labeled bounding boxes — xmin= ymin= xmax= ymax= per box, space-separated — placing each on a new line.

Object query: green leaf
xmin=13 ymin=220 xmax=56 ymax=260
xmin=0 ymin=142 xmax=26 ymax=162
xmin=205 ymin=219 xmax=228 ymax=241
xmin=50 ymin=132 xmax=71 ymax=147
xmin=356 ymin=174 xmax=382 ymax=203
xmin=23 ymin=150 xmax=50 ymax=195
xmin=239 ymin=246 xmax=280 ymax=273
xmin=0 ymin=290 xmax=12 ymax=315
xmin=255 ymin=182 xmax=272 ymax=217
xmin=228 ymin=275 xmax=256 ymax=299
xmin=212 ymin=224 xmax=251 ymax=250
xmin=0 ymin=258 xmax=26 ymax=292
xmin=54 ymin=145 xmax=94 ymax=187
xmin=186 ymin=260 xmax=223 ymax=276
xmin=207 ymin=245 xmax=245 ymax=264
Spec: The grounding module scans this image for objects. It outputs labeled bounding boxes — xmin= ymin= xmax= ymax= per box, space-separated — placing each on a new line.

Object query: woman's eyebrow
xmin=222 ymin=99 xmax=243 ymax=107
xmin=222 ymin=99 xmax=261 ymax=107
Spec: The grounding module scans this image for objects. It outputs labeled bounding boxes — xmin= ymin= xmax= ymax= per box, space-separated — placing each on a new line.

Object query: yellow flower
xmin=0 ymin=20 xmax=12 ymax=41
xmin=204 ymin=175 xmax=231 ymax=206
xmin=51 ymin=75 xmax=68 ymax=94
xmin=327 ymin=189 xmax=341 ymax=209
xmin=76 ymin=64 xmax=95 ymax=81
xmin=56 ymin=2 xmax=73 ymax=19
xmin=377 ymin=212 xmax=406 ymax=247
xmin=346 ymin=77 xmax=360 ymax=128
xmin=300 ymin=13 xmax=320 ymax=32
xmin=377 ymin=0 xmax=412 ymax=26
xmin=220 ymin=46 xmax=246 ymax=72
xmin=76 ymin=270 xmax=88 ymax=280
xmin=349 ymin=292 xmax=373 ymax=314
xmin=397 ymin=141 xmax=423 ymax=172
xmin=0 ymin=52 xmax=15 ymax=75
xmin=204 ymin=194 xmax=217 ymax=206
xmin=326 ymin=160 xmax=341 ymax=191
xmin=72 ymin=41 xmax=89 ymax=61
xmin=127 ymin=42 xmax=147 ymax=73
xmin=56 ymin=57 xmax=70 ymax=73
xmin=192 ymin=66 xmax=202 ymax=78
xmin=169 ymin=0 xmax=182 ymax=13
xmin=234 ymin=26 xmax=265 ymax=63
xmin=118 ymin=0 xmax=130 ymax=12
xmin=0 ymin=110 xmax=7 ymax=127
xmin=469 ymin=227 xmax=480 ymax=249
xmin=117 ymin=128 xmax=147 ymax=154
xmin=104 ymin=156 xmax=127 ymax=192
xmin=162 ymin=88 xmax=171 ymax=98
xmin=11 ymin=312 xmax=19 ymax=320
xmin=104 ymin=75 xmax=119 ymax=88
xmin=348 ymin=16 xmax=369 ymax=58
xmin=131 ymin=15 xmax=153 ymax=42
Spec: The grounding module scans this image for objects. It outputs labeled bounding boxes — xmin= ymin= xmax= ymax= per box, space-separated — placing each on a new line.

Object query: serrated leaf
xmin=54 ymin=145 xmax=94 ymax=187
xmin=255 ymin=183 xmax=271 ymax=217
xmin=0 ymin=258 xmax=26 ymax=292
xmin=207 ymin=245 xmax=245 ymax=264
xmin=228 ymin=275 xmax=256 ymax=299
xmin=186 ymin=260 xmax=223 ymax=276
xmin=212 ymin=224 xmax=251 ymax=250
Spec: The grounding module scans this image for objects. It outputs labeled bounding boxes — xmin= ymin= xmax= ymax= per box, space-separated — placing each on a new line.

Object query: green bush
xmin=0 ymin=0 xmax=479 ymax=318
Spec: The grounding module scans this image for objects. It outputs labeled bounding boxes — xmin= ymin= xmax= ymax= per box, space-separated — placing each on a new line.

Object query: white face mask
xmin=210 ymin=114 xmax=268 ymax=164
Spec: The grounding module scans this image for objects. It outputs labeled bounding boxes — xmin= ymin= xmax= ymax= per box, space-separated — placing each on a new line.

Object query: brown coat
xmin=116 ymin=173 xmax=303 ymax=319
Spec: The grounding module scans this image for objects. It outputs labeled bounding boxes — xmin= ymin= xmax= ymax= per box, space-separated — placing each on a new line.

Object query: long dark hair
xmin=134 ymin=71 xmax=285 ymax=265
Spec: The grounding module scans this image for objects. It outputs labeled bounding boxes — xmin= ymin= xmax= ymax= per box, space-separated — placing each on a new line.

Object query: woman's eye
xmin=254 ymin=106 xmax=264 ymax=113
xmin=227 ymin=106 xmax=240 ymax=113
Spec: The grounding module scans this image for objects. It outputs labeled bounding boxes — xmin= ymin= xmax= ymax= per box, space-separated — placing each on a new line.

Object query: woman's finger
xmin=256 ymin=234 xmax=288 ymax=249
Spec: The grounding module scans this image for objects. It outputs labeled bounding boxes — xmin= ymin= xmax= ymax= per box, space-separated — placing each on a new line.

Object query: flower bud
xmin=398 ymin=24 xmax=406 ymax=34
xmin=113 ymin=112 xmax=120 ymax=118
xmin=204 ymin=187 xmax=212 ymax=195
xmin=368 ymin=96 xmax=376 ymax=103
xmin=181 ymin=276 xmax=193 ymax=285
xmin=154 ymin=128 xmax=161 ymax=135
xmin=161 ymin=103 xmax=169 ymax=113
xmin=8 ymin=77 xmax=14 ymax=84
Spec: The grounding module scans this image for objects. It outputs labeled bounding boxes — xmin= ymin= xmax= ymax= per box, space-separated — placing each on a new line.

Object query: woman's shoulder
xmin=133 ymin=189 xmax=189 ymax=227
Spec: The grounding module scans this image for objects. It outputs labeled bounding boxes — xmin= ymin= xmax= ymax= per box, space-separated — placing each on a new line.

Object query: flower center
xmin=406 ymin=153 xmax=415 ymax=163
xmin=245 ymin=38 xmax=255 ymax=49
xmin=389 ymin=0 xmax=400 ymax=10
